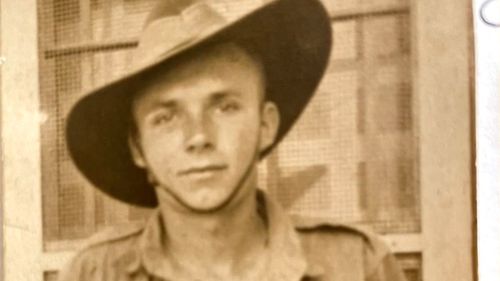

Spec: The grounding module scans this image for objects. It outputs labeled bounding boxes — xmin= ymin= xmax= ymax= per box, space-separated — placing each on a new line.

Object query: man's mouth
xmin=178 ymin=164 xmax=227 ymax=179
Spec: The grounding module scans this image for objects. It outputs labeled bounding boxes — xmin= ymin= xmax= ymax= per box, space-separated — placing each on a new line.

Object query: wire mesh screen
xmin=267 ymin=9 xmax=418 ymax=234
xmin=38 ymin=0 xmax=418 ymax=247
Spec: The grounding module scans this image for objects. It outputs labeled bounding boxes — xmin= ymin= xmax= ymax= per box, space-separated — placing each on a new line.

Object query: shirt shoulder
xmin=58 ymin=221 xmax=145 ymax=281
xmin=291 ymin=215 xmax=407 ymax=281
xmin=82 ymin=221 xmax=145 ymax=249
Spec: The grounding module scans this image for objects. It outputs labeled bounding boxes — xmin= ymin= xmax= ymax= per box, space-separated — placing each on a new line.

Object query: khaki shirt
xmin=58 ymin=192 xmax=407 ymax=281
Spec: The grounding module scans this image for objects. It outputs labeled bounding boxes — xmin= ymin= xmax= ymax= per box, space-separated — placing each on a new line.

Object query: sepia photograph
xmin=1 ymin=0 xmax=478 ymax=280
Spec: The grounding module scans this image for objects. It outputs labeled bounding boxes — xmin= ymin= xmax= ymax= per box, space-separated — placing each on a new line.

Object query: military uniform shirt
xmin=58 ymin=191 xmax=408 ymax=281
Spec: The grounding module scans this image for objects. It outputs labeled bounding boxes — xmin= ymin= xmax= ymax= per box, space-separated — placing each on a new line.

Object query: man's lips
xmin=178 ymin=164 xmax=228 ymax=176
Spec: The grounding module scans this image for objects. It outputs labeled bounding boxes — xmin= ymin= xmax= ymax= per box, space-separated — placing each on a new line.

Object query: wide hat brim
xmin=66 ymin=0 xmax=332 ymax=207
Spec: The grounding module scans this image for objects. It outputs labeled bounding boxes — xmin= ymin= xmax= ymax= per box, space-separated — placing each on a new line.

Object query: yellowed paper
xmin=0 ymin=0 xmax=482 ymax=280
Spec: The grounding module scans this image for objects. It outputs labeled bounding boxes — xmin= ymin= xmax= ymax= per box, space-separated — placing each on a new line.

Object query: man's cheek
xmin=142 ymin=141 xmax=173 ymax=170
xmin=233 ymin=130 xmax=259 ymax=156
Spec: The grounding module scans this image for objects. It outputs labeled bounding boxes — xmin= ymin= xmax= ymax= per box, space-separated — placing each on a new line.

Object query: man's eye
xmin=151 ymin=111 xmax=175 ymax=125
xmin=218 ymin=101 xmax=240 ymax=113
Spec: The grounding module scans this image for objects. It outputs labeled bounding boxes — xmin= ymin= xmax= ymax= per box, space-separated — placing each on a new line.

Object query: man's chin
xmin=155 ymin=177 xmax=252 ymax=214
xmin=176 ymin=194 xmax=237 ymax=214
xmin=155 ymin=186 xmax=239 ymax=214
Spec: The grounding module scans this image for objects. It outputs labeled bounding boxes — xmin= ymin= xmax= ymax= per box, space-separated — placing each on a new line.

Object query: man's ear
xmin=128 ymin=133 xmax=147 ymax=168
xmin=259 ymin=101 xmax=280 ymax=153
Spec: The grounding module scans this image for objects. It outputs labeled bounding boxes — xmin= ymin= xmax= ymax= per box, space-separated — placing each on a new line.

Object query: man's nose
xmin=184 ymin=113 xmax=215 ymax=153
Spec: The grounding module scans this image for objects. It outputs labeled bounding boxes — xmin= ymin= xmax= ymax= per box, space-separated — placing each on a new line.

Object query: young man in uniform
xmin=61 ymin=0 xmax=408 ymax=280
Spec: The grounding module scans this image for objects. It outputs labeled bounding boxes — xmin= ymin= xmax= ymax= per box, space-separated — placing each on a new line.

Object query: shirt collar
xmin=122 ymin=190 xmax=325 ymax=280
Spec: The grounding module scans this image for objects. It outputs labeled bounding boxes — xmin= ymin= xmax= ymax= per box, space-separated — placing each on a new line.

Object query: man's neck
xmin=156 ymin=185 xmax=268 ymax=279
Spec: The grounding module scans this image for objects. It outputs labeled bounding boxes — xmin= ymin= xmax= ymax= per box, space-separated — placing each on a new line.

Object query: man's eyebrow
xmin=149 ymin=99 xmax=177 ymax=110
xmin=210 ymin=91 xmax=241 ymax=102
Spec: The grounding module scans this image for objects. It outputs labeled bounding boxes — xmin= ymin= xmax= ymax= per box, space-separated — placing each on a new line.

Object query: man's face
xmin=130 ymin=43 xmax=279 ymax=212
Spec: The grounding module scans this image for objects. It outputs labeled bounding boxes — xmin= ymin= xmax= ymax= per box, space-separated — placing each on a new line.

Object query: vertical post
xmin=415 ymin=0 xmax=475 ymax=280
xmin=1 ymin=0 xmax=43 ymax=281
xmin=78 ymin=0 xmax=98 ymax=237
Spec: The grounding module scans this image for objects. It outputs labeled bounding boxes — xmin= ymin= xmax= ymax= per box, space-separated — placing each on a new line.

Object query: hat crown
xmin=132 ymin=0 xmax=227 ymax=70
xmin=144 ymin=0 xmax=199 ymax=28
